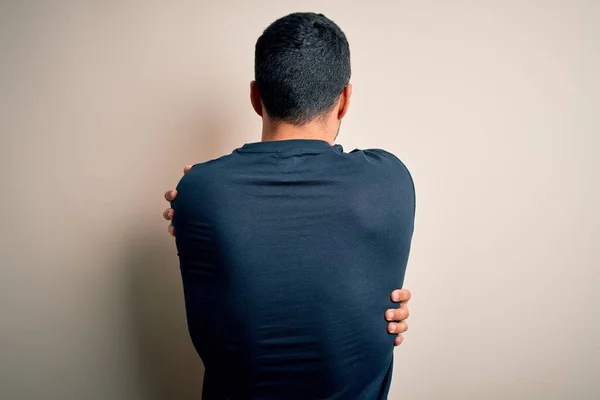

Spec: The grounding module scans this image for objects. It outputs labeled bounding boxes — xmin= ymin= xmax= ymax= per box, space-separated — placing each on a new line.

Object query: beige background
xmin=1 ymin=1 xmax=598 ymax=399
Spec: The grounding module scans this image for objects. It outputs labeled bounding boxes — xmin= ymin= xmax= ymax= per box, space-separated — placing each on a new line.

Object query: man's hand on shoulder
xmin=163 ymin=165 xmax=411 ymax=347
xmin=163 ymin=164 xmax=192 ymax=236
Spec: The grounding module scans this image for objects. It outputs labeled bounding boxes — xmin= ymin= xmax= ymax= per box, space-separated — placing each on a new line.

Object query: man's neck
xmin=261 ymin=119 xmax=336 ymax=145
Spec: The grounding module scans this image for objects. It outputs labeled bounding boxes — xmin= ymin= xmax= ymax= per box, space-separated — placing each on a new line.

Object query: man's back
xmin=173 ymin=139 xmax=415 ymax=399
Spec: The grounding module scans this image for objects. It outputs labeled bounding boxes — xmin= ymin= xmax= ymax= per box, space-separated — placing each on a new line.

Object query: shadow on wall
xmin=125 ymin=103 xmax=235 ymax=399
xmin=126 ymin=233 xmax=203 ymax=400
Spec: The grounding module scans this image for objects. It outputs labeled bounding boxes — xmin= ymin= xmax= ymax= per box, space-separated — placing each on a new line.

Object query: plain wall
xmin=1 ymin=1 xmax=598 ymax=399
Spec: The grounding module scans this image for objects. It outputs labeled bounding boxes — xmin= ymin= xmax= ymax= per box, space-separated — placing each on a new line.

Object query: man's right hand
xmin=163 ymin=164 xmax=193 ymax=236
xmin=163 ymin=164 xmax=411 ymax=346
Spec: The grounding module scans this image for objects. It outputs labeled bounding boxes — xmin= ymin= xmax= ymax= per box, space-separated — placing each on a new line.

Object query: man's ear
xmin=250 ymin=81 xmax=263 ymax=117
xmin=337 ymin=83 xmax=352 ymax=120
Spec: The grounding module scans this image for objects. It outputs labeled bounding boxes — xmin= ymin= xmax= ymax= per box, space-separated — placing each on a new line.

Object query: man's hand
xmin=163 ymin=165 xmax=192 ymax=236
xmin=163 ymin=165 xmax=411 ymax=347
xmin=386 ymin=289 xmax=411 ymax=346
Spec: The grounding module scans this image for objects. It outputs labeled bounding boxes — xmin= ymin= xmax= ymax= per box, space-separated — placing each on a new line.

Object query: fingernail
xmin=392 ymin=292 xmax=399 ymax=302
xmin=389 ymin=323 xmax=396 ymax=333
xmin=386 ymin=311 xmax=394 ymax=320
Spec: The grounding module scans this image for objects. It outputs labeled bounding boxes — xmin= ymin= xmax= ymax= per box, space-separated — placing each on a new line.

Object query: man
xmin=164 ymin=12 xmax=415 ymax=399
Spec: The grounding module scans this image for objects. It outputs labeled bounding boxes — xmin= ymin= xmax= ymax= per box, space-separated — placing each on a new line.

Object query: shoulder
xmin=175 ymin=153 xmax=234 ymax=193
xmin=350 ymin=148 xmax=412 ymax=180
xmin=351 ymin=148 xmax=416 ymax=204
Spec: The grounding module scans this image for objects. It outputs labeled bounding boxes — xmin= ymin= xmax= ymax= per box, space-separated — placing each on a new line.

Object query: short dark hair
xmin=254 ymin=13 xmax=351 ymax=125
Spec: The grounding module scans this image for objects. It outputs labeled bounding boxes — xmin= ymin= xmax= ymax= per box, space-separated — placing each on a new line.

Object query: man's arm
xmin=163 ymin=165 xmax=411 ymax=347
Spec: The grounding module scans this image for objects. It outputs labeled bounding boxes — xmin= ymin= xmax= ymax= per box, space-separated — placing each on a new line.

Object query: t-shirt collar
xmin=238 ymin=139 xmax=343 ymax=154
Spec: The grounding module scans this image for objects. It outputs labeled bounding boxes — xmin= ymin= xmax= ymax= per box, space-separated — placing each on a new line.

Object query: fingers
xmin=165 ymin=165 xmax=191 ymax=202
xmin=394 ymin=334 xmax=404 ymax=347
xmin=165 ymin=164 xmax=190 ymax=203
xmin=388 ymin=321 xmax=408 ymax=334
xmin=163 ymin=208 xmax=174 ymax=220
xmin=388 ymin=289 xmax=410 ymax=346
xmin=385 ymin=306 xmax=409 ymax=322
xmin=165 ymin=189 xmax=177 ymax=202
xmin=391 ymin=288 xmax=411 ymax=303
xmin=164 ymin=167 xmax=189 ymax=238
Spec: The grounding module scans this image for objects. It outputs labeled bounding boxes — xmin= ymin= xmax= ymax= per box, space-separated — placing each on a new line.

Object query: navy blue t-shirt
xmin=173 ymin=139 xmax=415 ymax=399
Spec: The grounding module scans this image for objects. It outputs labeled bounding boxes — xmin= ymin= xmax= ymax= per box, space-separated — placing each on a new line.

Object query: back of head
xmin=255 ymin=13 xmax=351 ymax=125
